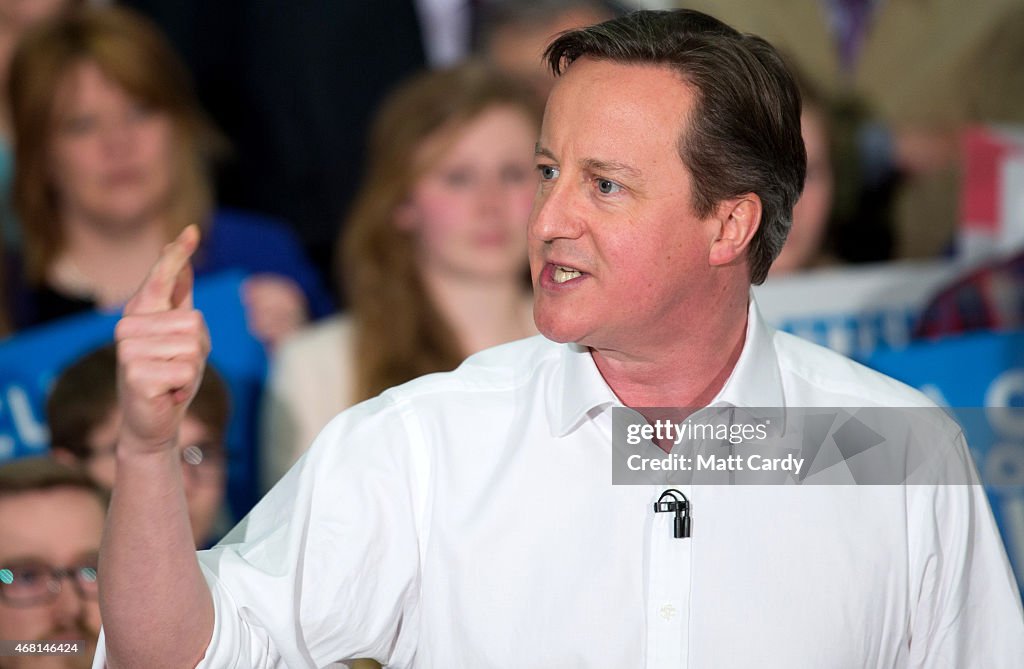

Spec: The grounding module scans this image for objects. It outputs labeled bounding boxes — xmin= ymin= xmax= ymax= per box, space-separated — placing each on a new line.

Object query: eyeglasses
xmin=179 ymin=442 xmax=227 ymax=483
xmin=0 ymin=559 xmax=98 ymax=608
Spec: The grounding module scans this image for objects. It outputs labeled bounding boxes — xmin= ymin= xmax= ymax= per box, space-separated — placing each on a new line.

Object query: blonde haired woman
xmin=263 ymin=64 xmax=541 ymax=489
xmin=6 ymin=6 xmax=332 ymax=344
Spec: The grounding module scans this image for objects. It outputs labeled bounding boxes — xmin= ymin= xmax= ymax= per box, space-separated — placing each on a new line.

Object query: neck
xmin=420 ymin=266 xmax=534 ymax=356
xmin=50 ymin=213 xmax=170 ymax=308
xmin=591 ymin=284 xmax=750 ymax=409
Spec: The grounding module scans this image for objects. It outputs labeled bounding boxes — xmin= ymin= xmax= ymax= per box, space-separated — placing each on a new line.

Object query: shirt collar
xmin=708 ymin=296 xmax=784 ymax=410
xmin=546 ymin=295 xmax=786 ymax=437
xmin=546 ymin=341 xmax=621 ymax=437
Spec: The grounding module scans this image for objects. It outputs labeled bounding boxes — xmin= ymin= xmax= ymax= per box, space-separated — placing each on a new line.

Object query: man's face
xmin=0 ymin=488 xmax=104 ymax=669
xmin=529 ymin=58 xmax=721 ymax=355
xmin=178 ymin=417 xmax=226 ymax=548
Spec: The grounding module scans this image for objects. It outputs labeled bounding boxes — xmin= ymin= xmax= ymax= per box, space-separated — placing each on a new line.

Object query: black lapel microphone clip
xmin=653 ymin=489 xmax=692 ymax=539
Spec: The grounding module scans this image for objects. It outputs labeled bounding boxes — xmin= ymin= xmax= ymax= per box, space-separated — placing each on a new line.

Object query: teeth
xmin=553 ymin=266 xmax=582 ymax=283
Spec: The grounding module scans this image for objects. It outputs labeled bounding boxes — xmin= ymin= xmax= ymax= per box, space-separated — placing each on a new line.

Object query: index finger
xmin=124 ymin=225 xmax=201 ymax=315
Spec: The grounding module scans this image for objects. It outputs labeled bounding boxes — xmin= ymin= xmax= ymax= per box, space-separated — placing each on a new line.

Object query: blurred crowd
xmin=0 ymin=0 xmax=1022 ymax=664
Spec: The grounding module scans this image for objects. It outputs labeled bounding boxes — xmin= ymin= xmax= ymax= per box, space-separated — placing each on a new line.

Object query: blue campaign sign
xmin=0 ymin=270 xmax=267 ymax=520
xmin=866 ymin=330 xmax=1024 ymax=599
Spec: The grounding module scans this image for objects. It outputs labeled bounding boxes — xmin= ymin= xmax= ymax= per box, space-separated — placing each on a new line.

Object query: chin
xmin=534 ymin=309 xmax=583 ymax=344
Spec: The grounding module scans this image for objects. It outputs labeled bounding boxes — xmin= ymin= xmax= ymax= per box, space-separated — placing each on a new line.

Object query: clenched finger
xmin=117 ymin=335 xmax=208 ymax=365
xmin=120 ymin=358 xmax=203 ymax=403
xmin=115 ymin=309 xmax=209 ymax=343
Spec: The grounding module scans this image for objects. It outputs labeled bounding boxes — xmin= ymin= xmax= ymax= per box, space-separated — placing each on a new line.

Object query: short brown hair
xmin=0 ymin=456 xmax=108 ymax=506
xmin=8 ymin=5 xmax=224 ymax=283
xmin=546 ymin=9 xmax=806 ymax=284
xmin=47 ymin=343 xmax=231 ymax=459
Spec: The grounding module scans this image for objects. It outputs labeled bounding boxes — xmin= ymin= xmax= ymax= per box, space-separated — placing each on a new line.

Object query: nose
xmin=50 ymin=576 xmax=87 ymax=626
xmin=475 ymin=174 xmax=508 ymax=219
xmin=528 ymin=177 xmax=582 ymax=244
xmin=99 ymin=115 xmax=136 ymax=155
xmin=181 ymin=460 xmax=199 ymax=494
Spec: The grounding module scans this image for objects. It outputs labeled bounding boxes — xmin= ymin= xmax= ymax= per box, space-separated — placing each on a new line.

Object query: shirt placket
xmin=645 ymin=484 xmax=692 ymax=668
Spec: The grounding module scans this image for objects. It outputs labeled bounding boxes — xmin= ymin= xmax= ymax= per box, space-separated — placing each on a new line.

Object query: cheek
xmin=50 ymin=141 xmax=98 ymax=192
xmin=511 ymin=186 xmax=539 ymax=222
xmin=410 ymin=189 xmax=472 ymax=242
xmin=0 ymin=606 xmax=47 ymax=639
xmin=86 ymin=459 xmax=117 ymax=490
xmin=188 ymin=484 xmax=223 ymax=518
xmin=85 ymin=599 xmax=102 ymax=633
xmin=144 ymin=124 xmax=177 ymax=182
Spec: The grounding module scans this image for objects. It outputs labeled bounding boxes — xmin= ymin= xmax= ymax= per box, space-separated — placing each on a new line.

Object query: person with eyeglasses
xmin=0 ymin=457 xmax=105 ymax=669
xmin=46 ymin=343 xmax=229 ymax=548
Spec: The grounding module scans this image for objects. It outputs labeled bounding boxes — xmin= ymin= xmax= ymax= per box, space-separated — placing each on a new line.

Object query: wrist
xmin=115 ymin=434 xmax=180 ymax=465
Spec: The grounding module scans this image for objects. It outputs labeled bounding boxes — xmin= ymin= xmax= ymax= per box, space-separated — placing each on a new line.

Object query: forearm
xmin=100 ymin=444 xmax=214 ymax=669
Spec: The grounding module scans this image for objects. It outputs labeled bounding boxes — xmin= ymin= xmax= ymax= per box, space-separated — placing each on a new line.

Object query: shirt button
xmin=659 ymin=603 xmax=677 ymax=621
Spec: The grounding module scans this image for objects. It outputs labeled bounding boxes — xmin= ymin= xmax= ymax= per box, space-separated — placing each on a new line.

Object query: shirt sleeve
xmin=196 ymin=394 xmax=428 ymax=667
xmin=907 ymin=430 xmax=1024 ymax=667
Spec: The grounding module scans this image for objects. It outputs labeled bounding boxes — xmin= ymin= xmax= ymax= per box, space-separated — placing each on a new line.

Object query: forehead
xmin=181 ymin=413 xmax=215 ymax=443
xmin=0 ymin=488 xmax=104 ymax=563
xmin=52 ymin=60 xmax=114 ymax=123
xmin=541 ymin=58 xmax=693 ymax=158
xmin=410 ymin=105 xmax=536 ymax=180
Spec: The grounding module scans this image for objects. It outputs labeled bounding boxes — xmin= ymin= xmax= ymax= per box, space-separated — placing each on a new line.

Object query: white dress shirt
xmin=96 ymin=302 xmax=1024 ymax=667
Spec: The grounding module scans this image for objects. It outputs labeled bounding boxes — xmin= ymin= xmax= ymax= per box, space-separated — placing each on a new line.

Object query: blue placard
xmin=866 ymin=330 xmax=1024 ymax=600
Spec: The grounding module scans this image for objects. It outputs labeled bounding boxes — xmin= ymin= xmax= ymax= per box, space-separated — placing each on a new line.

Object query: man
xmin=99 ymin=10 xmax=1024 ymax=668
xmin=0 ymin=458 xmax=105 ymax=669
xmin=46 ymin=344 xmax=230 ymax=548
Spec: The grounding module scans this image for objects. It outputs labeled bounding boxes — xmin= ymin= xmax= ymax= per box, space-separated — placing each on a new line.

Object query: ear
xmin=709 ymin=194 xmax=762 ymax=267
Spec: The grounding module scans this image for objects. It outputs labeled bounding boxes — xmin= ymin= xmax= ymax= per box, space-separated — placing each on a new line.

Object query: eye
xmin=127 ymin=103 xmax=154 ymax=121
xmin=442 ymin=169 xmax=473 ymax=187
xmin=596 ymin=178 xmax=622 ymax=195
xmin=538 ymin=165 xmax=559 ymax=181
xmin=77 ymin=566 xmax=98 ymax=584
xmin=62 ymin=115 xmax=97 ymax=135
xmin=9 ymin=564 xmax=46 ymax=586
xmin=501 ymin=164 xmax=531 ymax=184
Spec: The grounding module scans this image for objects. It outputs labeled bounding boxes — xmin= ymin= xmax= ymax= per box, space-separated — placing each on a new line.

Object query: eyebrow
xmin=535 ymin=145 xmax=556 ymax=161
xmin=534 ymin=145 xmax=644 ymax=184
xmin=581 ymin=158 xmax=643 ymax=183
xmin=0 ymin=552 xmax=97 ymax=566
xmin=0 ymin=554 xmax=43 ymax=565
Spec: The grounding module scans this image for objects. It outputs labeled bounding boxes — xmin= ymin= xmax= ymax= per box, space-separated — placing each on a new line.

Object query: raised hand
xmin=115 ymin=225 xmax=210 ymax=453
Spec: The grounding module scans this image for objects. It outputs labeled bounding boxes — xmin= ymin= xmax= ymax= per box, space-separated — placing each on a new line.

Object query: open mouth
xmin=552 ymin=265 xmax=583 ymax=283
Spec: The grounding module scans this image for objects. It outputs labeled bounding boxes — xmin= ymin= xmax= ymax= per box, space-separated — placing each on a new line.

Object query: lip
xmin=103 ymin=170 xmax=144 ymax=187
xmin=539 ymin=262 xmax=588 ymax=290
